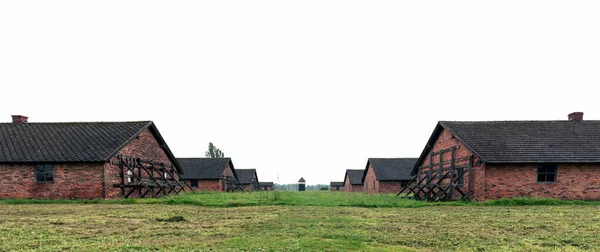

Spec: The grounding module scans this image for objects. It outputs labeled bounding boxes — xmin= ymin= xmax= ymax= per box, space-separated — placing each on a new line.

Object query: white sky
xmin=1 ymin=1 xmax=599 ymax=185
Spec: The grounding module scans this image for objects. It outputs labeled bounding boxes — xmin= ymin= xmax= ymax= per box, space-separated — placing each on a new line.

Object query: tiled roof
xmin=236 ymin=169 xmax=257 ymax=184
xmin=259 ymin=182 xmax=273 ymax=187
xmin=412 ymin=120 xmax=600 ymax=175
xmin=0 ymin=121 xmax=150 ymax=163
xmin=344 ymin=169 xmax=364 ymax=185
xmin=177 ymin=158 xmax=235 ymax=180
xmin=365 ymin=158 xmax=417 ymax=181
xmin=440 ymin=121 xmax=600 ymax=163
xmin=330 ymin=182 xmax=344 ymax=186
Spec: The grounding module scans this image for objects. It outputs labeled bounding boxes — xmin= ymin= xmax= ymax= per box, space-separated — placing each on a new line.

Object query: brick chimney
xmin=568 ymin=112 xmax=583 ymax=121
xmin=11 ymin=115 xmax=28 ymax=123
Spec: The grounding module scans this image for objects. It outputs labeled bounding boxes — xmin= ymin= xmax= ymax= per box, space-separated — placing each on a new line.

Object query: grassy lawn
xmin=1 ymin=192 xmax=600 ymax=251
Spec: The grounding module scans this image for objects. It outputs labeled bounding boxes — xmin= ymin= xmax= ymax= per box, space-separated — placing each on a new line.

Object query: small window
xmin=537 ymin=164 xmax=557 ymax=183
xmin=453 ymin=168 xmax=465 ymax=186
xmin=190 ymin=179 xmax=198 ymax=188
xmin=35 ymin=164 xmax=54 ymax=182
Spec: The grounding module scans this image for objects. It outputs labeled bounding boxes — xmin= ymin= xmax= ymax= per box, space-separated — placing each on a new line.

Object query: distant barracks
xmin=1 ymin=112 xmax=599 ymax=201
xmin=0 ymin=115 xmax=272 ymax=199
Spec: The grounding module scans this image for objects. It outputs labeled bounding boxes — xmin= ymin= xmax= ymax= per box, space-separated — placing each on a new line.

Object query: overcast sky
xmin=1 ymin=1 xmax=599 ymax=185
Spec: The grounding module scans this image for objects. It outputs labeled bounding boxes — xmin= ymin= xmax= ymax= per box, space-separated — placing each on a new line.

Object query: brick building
xmin=330 ymin=182 xmax=344 ymax=191
xmin=177 ymin=158 xmax=238 ymax=191
xmin=236 ymin=169 xmax=259 ymax=191
xmin=411 ymin=112 xmax=600 ymax=201
xmin=343 ymin=169 xmax=364 ymax=192
xmin=363 ymin=158 xmax=416 ymax=193
xmin=258 ymin=182 xmax=274 ymax=191
xmin=0 ymin=115 xmax=184 ymax=199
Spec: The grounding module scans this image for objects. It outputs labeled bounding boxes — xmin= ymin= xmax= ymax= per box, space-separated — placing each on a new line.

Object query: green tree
xmin=205 ymin=142 xmax=225 ymax=158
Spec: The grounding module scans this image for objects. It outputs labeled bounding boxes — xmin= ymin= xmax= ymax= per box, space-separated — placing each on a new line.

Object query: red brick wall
xmin=243 ymin=184 xmax=254 ymax=191
xmin=194 ymin=179 xmax=221 ymax=191
xmin=421 ymin=128 xmax=600 ymax=201
xmin=185 ymin=179 xmax=199 ymax=191
xmin=378 ymin=181 xmax=405 ymax=194
xmin=418 ymin=128 xmax=486 ymax=200
xmin=104 ymin=128 xmax=179 ymax=199
xmin=184 ymin=163 xmax=235 ymax=192
xmin=484 ymin=163 xmax=600 ymax=200
xmin=344 ymin=174 xmax=363 ymax=192
xmin=241 ymin=172 xmax=258 ymax=191
xmin=0 ymin=128 xmax=179 ymax=199
xmin=0 ymin=163 xmax=104 ymax=199
xmin=221 ymin=163 xmax=235 ymax=192
xmin=361 ymin=164 xmax=406 ymax=194
xmin=181 ymin=162 xmax=237 ymax=192
xmin=364 ymin=164 xmax=378 ymax=193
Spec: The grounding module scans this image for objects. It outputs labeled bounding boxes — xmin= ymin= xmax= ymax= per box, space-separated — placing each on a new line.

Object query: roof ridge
xmin=0 ymin=120 xmax=156 ymax=163
xmin=0 ymin=121 xmax=152 ymax=124
xmin=441 ymin=120 xmax=600 ymax=123
xmin=437 ymin=119 xmax=600 ymax=163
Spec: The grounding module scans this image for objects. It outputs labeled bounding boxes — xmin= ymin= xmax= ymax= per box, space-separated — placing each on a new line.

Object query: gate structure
xmin=113 ymin=155 xmax=194 ymax=198
xmin=397 ymin=146 xmax=473 ymax=201
xmin=223 ymin=175 xmax=246 ymax=192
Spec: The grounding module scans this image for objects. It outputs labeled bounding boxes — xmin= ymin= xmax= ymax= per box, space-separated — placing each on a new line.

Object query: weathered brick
xmin=0 ymin=163 xmax=104 ymax=199
xmin=344 ymin=173 xmax=364 ymax=192
xmin=184 ymin=162 xmax=235 ymax=192
xmin=419 ymin=128 xmax=600 ymax=201
xmin=0 ymin=128 xmax=178 ymax=199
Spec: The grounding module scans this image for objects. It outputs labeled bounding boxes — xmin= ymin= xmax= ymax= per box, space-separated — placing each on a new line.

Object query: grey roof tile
xmin=177 ymin=158 xmax=235 ymax=180
xmin=259 ymin=182 xmax=273 ymax=187
xmin=0 ymin=121 xmax=151 ymax=162
xmin=366 ymin=158 xmax=417 ymax=181
xmin=236 ymin=169 xmax=258 ymax=184
xmin=441 ymin=120 xmax=600 ymax=163
xmin=344 ymin=169 xmax=364 ymax=185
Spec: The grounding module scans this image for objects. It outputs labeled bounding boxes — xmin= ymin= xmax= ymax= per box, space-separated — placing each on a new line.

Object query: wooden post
xmin=119 ymin=155 xmax=125 ymax=197
xmin=468 ymin=155 xmax=474 ymax=200
xmin=449 ymin=147 xmax=455 ymax=200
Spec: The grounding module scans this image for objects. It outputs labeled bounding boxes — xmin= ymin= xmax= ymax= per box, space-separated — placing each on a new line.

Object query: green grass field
xmin=1 ymin=191 xmax=600 ymax=251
